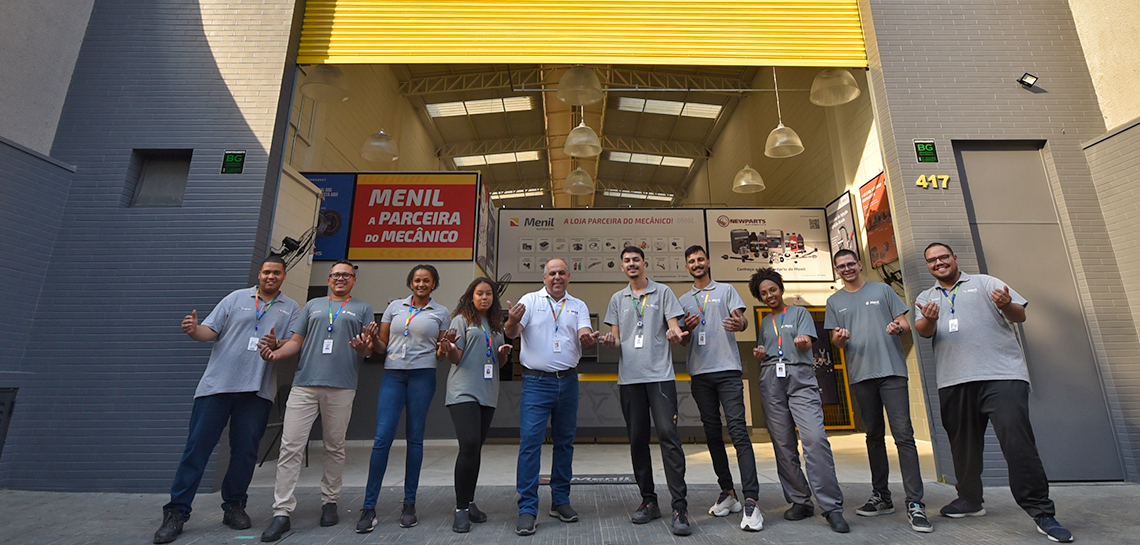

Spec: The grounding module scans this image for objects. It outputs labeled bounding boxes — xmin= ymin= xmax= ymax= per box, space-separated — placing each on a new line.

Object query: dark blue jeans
xmin=516 ymin=372 xmax=578 ymax=515
xmin=363 ymin=368 xmax=436 ymax=508
xmin=165 ymin=392 xmax=273 ymax=519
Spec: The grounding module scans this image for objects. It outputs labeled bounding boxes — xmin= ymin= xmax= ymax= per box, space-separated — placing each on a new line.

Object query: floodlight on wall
xmin=556 ymin=66 xmax=604 ymax=106
xmin=360 ymin=129 xmax=399 ymax=162
xmin=564 ymin=116 xmax=602 ymax=157
xmin=809 ymin=68 xmax=861 ymax=106
xmin=563 ymin=166 xmax=596 ymax=195
xmin=764 ymin=68 xmax=805 ymax=158
xmin=732 ymin=165 xmax=766 ymax=193
xmin=300 ymin=65 xmax=349 ymax=103
xmin=1017 ymin=73 xmax=1039 ymax=88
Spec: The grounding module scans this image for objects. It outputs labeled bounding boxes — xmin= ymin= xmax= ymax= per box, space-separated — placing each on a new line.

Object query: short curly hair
xmin=748 ymin=267 xmax=784 ymax=299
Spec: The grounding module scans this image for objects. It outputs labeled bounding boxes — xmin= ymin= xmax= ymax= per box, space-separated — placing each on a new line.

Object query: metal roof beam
xmin=440 ymin=135 xmax=708 ymax=160
xmin=400 ymin=67 xmax=752 ymax=97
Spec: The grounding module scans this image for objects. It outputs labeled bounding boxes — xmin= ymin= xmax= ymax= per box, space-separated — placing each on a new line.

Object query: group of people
xmin=153 ymin=242 xmax=1073 ymax=544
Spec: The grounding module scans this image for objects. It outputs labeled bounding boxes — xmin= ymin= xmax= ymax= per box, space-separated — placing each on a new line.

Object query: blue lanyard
xmin=403 ymin=300 xmax=430 ymax=337
xmin=253 ymin=288 xmax=278 ymax=332
xmin=480 ymin=320 xmax=496 ymax=364
xmin=938 ymin=284 xmax=962 ymax=315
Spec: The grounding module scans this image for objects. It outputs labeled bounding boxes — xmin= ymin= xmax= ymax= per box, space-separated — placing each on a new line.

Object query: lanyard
xmin=770 ymin=307 xmax=787 ymax=358
xmin=546 ymin=296 xmax=566 ymax=333
xmin=480 ymin=320 xmax=496 ymax=364
xmin=327 ymin=297 xmax=350 ymax=333
xmin=254 ymin=288 xmax=278 ymax=332
xmin=403 ymin=299 xmax=430 ymax=337
xmin=694 ymin=289 xmax=711 ymax=326
xmin=630 ymin=293 xmax=647 ymax=329
xmin=938 ymin=284 xmax=962 ymax=315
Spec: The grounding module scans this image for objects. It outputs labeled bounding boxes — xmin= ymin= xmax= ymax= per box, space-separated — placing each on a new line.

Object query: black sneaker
xmin=784 ymin=503 xmax=814 ymax=521
xmin=319 ymin=503 xmax=338 ymax=527
xmin=907 ymin=502 xmax=934 ymax=533
xmin=631 ymin=500 xmax=661 ymax=524
xmin=516 ymin=513 xmax=537 ymax=536
xmin=825 ymin=511 xmax=850 ymax=533
xmin=355 ymin=508 xmax=377 ymax=534
xmin=549 ymin=503 xmax=580 ymax=523
xmin=856 ymin=492 xmax=894 ymax=517
xmin=453 ymin=509 xmax=471 ymax=533
xmin=939 ymin=498 xmax=986 ymax=518
xmin=153 ymin=509 xmax=184 ymax=544
xmin=467 ymin=502 xmax=488 ymax=523
xmin=222 ymin=504 xmax=252 ymax=530
xmin=1035 ymin=516 xmax=1073 ymax=543
xmin=672 ymin=510 xmax=692 ymax=536
xmin=260 ymin=516 xmax=290 ymax=542
xmin=399 ymin=503 xmax=418 ymax=528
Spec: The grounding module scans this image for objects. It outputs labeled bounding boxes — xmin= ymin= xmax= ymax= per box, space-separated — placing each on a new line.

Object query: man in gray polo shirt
xmin=825 ymin=249 xmax=930 ymax=533
xmin=914 ymin=242 xmax=1071 ymax=543
xmin=602 ymin=246 xmax=691 ymax=536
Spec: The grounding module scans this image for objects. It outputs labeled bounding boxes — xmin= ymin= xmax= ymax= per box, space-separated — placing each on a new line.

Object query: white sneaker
xmin=709 ymin=490 xmax=742 ymax=517
xmin=740 ymin=499 xmax=764 ymax=531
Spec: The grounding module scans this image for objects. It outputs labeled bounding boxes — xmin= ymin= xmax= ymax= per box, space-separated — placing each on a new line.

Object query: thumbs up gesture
xmin=182 ymin=309 xmax=198 ymax=335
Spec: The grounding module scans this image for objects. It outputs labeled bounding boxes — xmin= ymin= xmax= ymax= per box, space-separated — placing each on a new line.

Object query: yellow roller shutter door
xmin=298 ymin=0 xmax=866 ymax=67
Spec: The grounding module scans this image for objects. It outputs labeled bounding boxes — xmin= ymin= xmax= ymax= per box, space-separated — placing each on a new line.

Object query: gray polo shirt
xmin=292 ymin=296 xmax=374 ymax=390
xmin=517 ymin=287 xmax=592 ymax=372
xmin=604 ymin=278 xmax=685 ymax=385
xmin=381 ymin=296 xmax=450 ymax=370
xmin=757 ymin=305 xmax=816 ymax=366
xmin=197 ymin=287 xmax=301 ymax=400
xmin=680 ymin=280 xmax=746 ymax=376
xmin=445 ymin=315 xmax=504 ymax=408
xmin=914 ymin=272 xmax=1029 ymax=389
xmin=824 ymin=281 xmax=908 ymax=383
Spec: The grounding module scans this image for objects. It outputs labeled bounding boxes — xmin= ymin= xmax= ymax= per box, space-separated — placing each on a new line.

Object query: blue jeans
xmin=363 ymin=368 xmax=436 ymax=508
xmin=165 ymin=392 xmax=272 ymax=519
xmin=516 ymin=372 xmax=578 ymax=515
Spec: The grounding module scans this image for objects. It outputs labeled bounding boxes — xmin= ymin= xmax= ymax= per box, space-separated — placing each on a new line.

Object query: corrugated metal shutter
xmin=298 ymin=1 xmax=866 ymax=67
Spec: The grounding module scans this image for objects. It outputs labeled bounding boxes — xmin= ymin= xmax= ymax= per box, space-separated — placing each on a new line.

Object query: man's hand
xmin=831 ymin=327 xmax=851 ymax=349
xmin=579 ymin=329 xmax=601 ymax=349
xmin=722 ymin=314 xmax=745 ymax=332
xmin=683 ymin=312 xmax=701 ymax=331
xmin=507 ymin=300 xmax=526 ymax=323
xmin=666 ymin=327 xmax=689 ymax=345
xmin=260 ymin=344 xmax=277 ymax=361
xmin=991 ymin=286 xmax=1012 ymax=308
xmin=919 ymin=301 xmax=940 ymax=321
xmin=601 ymin=331 xmax=619 ymax=348
xmin=182 ymin=309 xmax=198 ymax=335
xmin=753 ymin=345 xmax=767 ymax=360
xmin=885 ymin=321 xmax=903 ymax=335
xmin=260 ymin=327 xmax=278 ymax=351
xmin=793 ymin=334 xmax=812 ymax=352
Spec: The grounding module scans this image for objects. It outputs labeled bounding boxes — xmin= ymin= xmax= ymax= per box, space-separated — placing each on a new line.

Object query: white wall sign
xmin=705 ymin=209 xmax=834 ymax=281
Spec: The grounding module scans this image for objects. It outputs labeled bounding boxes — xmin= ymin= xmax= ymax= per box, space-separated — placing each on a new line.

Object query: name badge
xmin=399 ymin=344 xmax=407 ymax=359
xmin=948 ymin=318 xmax=959 ymax=333
xmin=698 ymin=331 xmax=706 ymax=346
xmin=322 ymin=339 xmax=334 ymax=354
xmin=484 ymin=363 xmax=495 ymax=379
xmin=248 ymin=337 xmax=260 ymax=351
xmin=634 ymin=334 xmax=644 ymax=349
xmin=775 ymin=362 xmax=787 ymax=378
xmin=553 ymin=340 xmax=562 ymax=353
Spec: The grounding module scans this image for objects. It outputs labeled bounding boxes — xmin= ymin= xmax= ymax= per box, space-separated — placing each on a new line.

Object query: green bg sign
xmin=913 ymin=140 xmax=937 ymax=163
xmin=222 ymin=150 xmax=246 ymax=174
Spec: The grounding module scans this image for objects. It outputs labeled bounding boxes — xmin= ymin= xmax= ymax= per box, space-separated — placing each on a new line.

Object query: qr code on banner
xmin=809 ymin=219 xmax=820 ymax=229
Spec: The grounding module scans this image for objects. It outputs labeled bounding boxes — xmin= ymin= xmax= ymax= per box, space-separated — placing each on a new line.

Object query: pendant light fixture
xmin=360 ymin=129 xmax=398 ymax=162
xmin=564 ymin=106 xmax=602 ymax=157
xmin=809 ymin=68 xmax=861 ymax=106
xmin=563 ymin=165 xmax=596 ymax=195
xmin=300 ymin=65 xmax=350 ymax=104
xmin=764 ymin=67 xmax=804 ymax=158
xmin=732 ymin=165 xmax=766 ymax=193
xmin=556 ymin=66 xmax=604 ymax=106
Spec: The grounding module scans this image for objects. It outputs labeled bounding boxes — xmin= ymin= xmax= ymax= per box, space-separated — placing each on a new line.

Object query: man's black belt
xmin=522 ymin=367 xmax=577 ymax=379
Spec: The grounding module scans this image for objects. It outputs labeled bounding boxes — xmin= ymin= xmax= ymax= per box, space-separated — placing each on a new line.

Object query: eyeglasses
xmin=835 ymin=263 xmax=859 ymax=270
xmin=329 ymin=272 xmax=356 ymax=279
xmin=925 ymin=254 xmax=953 ymax=265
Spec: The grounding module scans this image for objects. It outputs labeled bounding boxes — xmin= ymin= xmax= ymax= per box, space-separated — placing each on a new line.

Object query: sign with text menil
xmin=705 ymin=208 xmax=834 ymax=282
xmin=348 ymin=172 xmax=478 ymax=260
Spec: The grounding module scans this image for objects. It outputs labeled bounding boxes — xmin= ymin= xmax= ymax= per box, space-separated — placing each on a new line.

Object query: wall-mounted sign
xmin=859 ymin=173 xmax=898 ymax=267
xmin=913 ymin=139 xmax=938 ymax=163
xmin=825 ymin=192 xmax=859 ymax=260
xmin=221 ymin=150 xmax=246 ymax=174
xmin=304 ymin=173 xmax=357 ymax=261
xmin=474 ymin=181 xmax=498 ymax=278
xmin=705 ymin=209 xmax=833 ymax=281
xmin=348 ymin=172 xmax=478 ymax=260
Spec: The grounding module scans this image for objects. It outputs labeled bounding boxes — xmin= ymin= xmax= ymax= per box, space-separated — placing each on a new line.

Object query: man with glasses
xmin=824 ymin=249 xmax=931 ymax=533
xmin=914 ymin=243 xmax=1072 ymax=543
xmin=257 ymin=260 xmax=377 ymax=542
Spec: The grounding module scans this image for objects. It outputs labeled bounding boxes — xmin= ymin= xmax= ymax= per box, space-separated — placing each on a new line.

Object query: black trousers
xmin=938 ymin=380 xmax=1055 ymax=518
xmin=448 ymin=401 xmax=495 ymax=510
xmin=620 ymin=381 xmax=688 ymax=512
xmin=689 ymin=370 xmax=759 ymax=501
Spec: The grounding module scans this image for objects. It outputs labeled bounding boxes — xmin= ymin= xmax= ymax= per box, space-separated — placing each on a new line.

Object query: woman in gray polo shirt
xmin=438 ymin=277 xmax=512 ymax=533
xmin=356 ymin=265 xmax=450 ymax=533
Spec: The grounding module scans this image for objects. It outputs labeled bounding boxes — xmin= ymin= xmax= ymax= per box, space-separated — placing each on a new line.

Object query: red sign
xmin=348 ymin=173 xmax=478 ymax=260
xmin=859 ymin=172 xmax=897 ymax=267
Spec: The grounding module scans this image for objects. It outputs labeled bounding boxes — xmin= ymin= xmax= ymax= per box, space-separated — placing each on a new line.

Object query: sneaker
xmin=825 ymin=511 xmax=850 ymax=533
xmin=940 ymin=498 xmax=986 ymax=518
xmin=856 ymin=492 xmax=895 ymax=517
xmin=631 ymin=500 xmax=661 ymax=524
xmin=467 ymin=502 xmax=488 ymax=523
xmin=319 ymin=503 xmax=338 ymax=527
xmin=399 ymin=503 xmax=417 ymax=528
xmin=1035 ymin=516 xmax=1073 ymax=543
xmin=355 ymin=508 xmax=377 ymax=534
xmin=453 ymin=509 xmax=471 ymax=533
xmin=907 ymin=503 xmax=934 ymax=533
xmin=709 ymin=489 xmax=742 ymax=517
xmin=784 ymin=503 xmax=814 ymax=521
xmin=222 ymin=504 xmax=252 ymax=530
xmin=153 ymin=509 xmax=184 ymax=544
xmin=549 ymin=503 xmax=580 ymax=523
xmin=260 ymin=516 xmax=290 ymax=542
xmin=672 ymin=510 xmax=692 ymax=536
xmin=516 ymin=513 xmax=536 ymax=536
xmin=739 ymin=499 xmax=764 ymax=531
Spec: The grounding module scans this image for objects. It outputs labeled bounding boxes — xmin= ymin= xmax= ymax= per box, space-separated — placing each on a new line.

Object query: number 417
xmin=916 ymin=175 xmax=949 ymax=189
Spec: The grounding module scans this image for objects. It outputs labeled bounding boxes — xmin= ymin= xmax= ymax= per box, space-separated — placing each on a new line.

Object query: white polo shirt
xmin=517 ymin=287 xmax=593 ymax=372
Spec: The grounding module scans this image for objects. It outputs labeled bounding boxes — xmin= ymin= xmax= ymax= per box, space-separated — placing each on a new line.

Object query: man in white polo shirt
xmin=504 ymin=257 xmax=599 ymax=536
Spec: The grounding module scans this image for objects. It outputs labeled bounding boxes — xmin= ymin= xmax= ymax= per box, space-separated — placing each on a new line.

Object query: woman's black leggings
xmin=448 ymin=401 xmax=495 ymax=509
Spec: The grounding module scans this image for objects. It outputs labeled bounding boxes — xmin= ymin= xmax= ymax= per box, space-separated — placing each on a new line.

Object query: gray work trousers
xmin=758 ymin=363 xmax=843 ymax=514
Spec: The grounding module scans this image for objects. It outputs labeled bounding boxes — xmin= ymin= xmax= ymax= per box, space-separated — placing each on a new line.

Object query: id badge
xmin=399 ymin=344 xmax=407 ymax=359
xmin=634 ymin=334 xmax=644 ymax=349
xmin=553 ymin=340 xmax=562 ymax=353
xmin=775 ymin=362 xmax=787 ymax=378
xmin=248 ymin=337 xmax=260 ymax=351
xmin=948 ymin=318 xmax=959 ymax=333
xmin=698 ymin=331 xmax=707 ymax=346
xmin=484 ymin=363 xmax=495 ymax=379
xmin=322 ymin=338 xmax=334 ymax=354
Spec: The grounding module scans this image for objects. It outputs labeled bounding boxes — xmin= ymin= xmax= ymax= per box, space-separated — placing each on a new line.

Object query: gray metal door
xmin=955 ymin=142 xmax=1123 ymax=481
